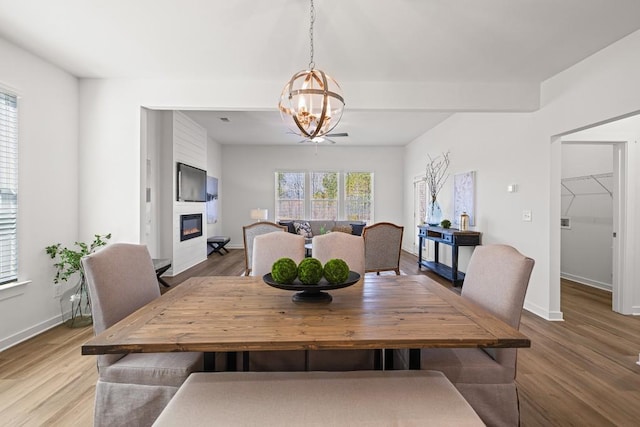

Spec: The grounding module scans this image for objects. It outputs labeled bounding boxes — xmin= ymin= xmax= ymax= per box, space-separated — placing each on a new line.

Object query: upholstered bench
xmin=207 ymin=236 xmax=230 ymax=256
xmin=153 ymin=370 xmax=483 ymax=426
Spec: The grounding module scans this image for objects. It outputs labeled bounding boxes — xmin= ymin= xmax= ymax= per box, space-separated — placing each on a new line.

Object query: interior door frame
xmin=412 ymin=175 xmax=426 ymax=255
xmin=611 ymin=142 xmax=626 ymax=312
xmin=558 ymin=139 xmax=628 ymax=313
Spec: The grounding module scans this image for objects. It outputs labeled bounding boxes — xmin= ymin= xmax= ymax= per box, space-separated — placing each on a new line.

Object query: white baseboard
xmin=561 ymin=272 xmax=612 ymax=292
xmin=0 ymin=313 xmax=64 ymax=352
xmin=632 ymin=306 xmax=640 ymax=316
xmin=524 ymin=300 xmax=564 ymax=321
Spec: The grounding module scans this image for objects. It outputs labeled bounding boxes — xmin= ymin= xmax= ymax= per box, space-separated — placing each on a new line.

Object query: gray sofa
xmin=278 ymin=220 xmax=366 ymax=237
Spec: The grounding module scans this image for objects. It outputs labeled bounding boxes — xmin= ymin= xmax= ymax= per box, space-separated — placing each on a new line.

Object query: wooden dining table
xmin=81 ymin=274 xmax=530 ymax=366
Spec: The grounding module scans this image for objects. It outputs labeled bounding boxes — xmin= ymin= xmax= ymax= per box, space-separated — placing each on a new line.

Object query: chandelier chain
xmin=309 ymin=0 xmax=315 ymax=70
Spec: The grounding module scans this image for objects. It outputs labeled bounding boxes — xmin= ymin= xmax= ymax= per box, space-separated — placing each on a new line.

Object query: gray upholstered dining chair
xmin=242 ymin=221 xmax=287 ymax=275
xmin=363 ymin=222 xmax=404 ymax=275
xmin=249 ymin=231 xmax=306 ymax=371
xmin=417 ymin=244 xmax=534 ymax=427
xmin=307 ymin=231 xmax=375 ymax=371
xmin=81 ymin=243 xmax=204 ymax=427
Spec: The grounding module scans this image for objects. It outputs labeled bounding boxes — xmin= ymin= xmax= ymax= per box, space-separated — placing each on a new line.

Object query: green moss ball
xmin=297 ymin=258 xmax=324 ymax=285
xmin=271 ymin=258 xmax=298 ymax=284
xmin=323 ymin=259 xmax=350 ymax=284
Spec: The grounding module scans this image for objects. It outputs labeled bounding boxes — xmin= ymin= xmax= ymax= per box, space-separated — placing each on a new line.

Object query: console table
xmin=417 ymin=225 xmax=481 ymax=286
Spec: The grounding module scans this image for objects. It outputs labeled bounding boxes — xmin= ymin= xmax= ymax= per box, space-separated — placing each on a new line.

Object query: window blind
xmin=0 ymin=92 xmax=18 ymax=285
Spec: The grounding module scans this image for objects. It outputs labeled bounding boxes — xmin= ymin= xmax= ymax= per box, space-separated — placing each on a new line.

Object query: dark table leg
xmin=384 ymin=349 xmax=394 ymax=370
xmin=409 ymin=349 xmax=421 ymax=370
xmin=204 ymin=352 xmax=216 ymax=371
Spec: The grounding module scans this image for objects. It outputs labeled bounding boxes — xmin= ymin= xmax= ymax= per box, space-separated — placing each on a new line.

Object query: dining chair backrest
xmin=251 ymin=232 xmax=306 ymax=277
xmin=82 ymin=243 xmax=161 ymax=367
xmin=461 ymin=244 xmax=534 ymax=367
xmin=312 ymin=232 xmax=365 ymax=275
xmin=242 ymin=222 xmax=287 ymax=275
xmin=362 ymin=222 xmax=404 ymax=275
xmin=82 ymin=243 xmax=204 ymax=427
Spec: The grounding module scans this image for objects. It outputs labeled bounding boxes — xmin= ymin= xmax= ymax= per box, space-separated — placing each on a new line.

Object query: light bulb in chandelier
xmin=279 ymin=68 xmax=344 ymax=139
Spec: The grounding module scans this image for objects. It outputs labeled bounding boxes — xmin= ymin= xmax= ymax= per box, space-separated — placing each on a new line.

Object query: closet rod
xmin=561 ymin=172 xmax=612 ymax=182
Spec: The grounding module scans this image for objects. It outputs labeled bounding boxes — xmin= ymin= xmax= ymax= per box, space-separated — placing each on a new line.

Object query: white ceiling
xmin=2 ymin=0 xmax=640 ymax=145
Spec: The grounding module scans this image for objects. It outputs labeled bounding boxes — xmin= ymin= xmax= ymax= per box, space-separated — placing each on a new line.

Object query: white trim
xmin=561 ymin=273 xmax=612 ymax=292
xmin=0 ymin=279 xmax=30 ymax=291
xmin=0 ymin=81 xmax=21 ymax=97
xmin=0 ymin=313 xmax=63 ymax=352
xmin=524 ymin=301 xmax=564 ymax=321
xmin=0 ymin=280 xmax=31 ymax=302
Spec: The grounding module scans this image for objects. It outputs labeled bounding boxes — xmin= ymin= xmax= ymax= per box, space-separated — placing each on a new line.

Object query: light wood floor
xmin=1 ymin=249 xmax=639 ymax=426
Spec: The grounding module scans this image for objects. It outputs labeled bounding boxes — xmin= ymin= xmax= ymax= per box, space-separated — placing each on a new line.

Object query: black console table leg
xmin=452 ymin=246 xmax=459 ymax=283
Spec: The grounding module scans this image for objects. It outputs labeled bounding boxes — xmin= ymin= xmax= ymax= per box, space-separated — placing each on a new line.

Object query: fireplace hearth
xmin=180 ymin=214 xmax=203 ymax=241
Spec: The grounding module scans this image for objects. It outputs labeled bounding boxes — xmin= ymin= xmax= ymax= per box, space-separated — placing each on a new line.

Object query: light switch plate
xmin=522 ymin=210 xmax=532 ymax=222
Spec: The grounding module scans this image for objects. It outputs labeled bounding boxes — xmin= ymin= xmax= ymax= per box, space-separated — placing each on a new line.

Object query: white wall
xmin=0 ymin=38 xmax=78 ymax=350
xmin=404 ymin=113 xmax=549 ymax=317
xmin=171 ymin=112 xmax=207 ymax=274
xmin=404 ymin=28 xmax=640 ymax=319
xmin=542 ymin=30 xmax=640 ymax=316
xmin=143 ymin=109 xmax=222 ymax=269
xmin=560 ymin=144 xmax=613 ymax=290
xmin=75 ymin=73 xmax=540 ymax=244
xmin=222 ymin=144 xmax=404 ymax=249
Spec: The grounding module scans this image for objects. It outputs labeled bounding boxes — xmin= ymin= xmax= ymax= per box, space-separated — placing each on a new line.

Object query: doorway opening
xmin=413 ymin=176 xmax=427 ymax=255
xmin=554 ymin=114 xmax=637 ymax=315
xmin=559 ymin=143 xmax=617 ymax=311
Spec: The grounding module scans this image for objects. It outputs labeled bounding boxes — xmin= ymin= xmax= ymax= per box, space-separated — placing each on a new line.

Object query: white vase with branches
xmin=425 ymin=151 xmax=450 ymax=225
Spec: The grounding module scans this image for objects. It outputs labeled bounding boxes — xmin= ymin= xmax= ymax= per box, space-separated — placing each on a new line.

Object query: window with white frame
xmin=310 ymin=171 xmax=338 ymax=220
xmin=275 ymin=171 xmax=373 ymax=222
xmin=275 ymin=171 xmax=305 ymax=220
xmin=0 ymin=91 xmax=18 ymax=285
xmin=344 ymin=172 xmax=373 ymax=222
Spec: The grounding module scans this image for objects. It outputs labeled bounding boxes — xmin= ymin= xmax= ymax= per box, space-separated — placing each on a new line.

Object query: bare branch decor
xmin=425 ymin=151 xmax=451 ymax=202
xmin=424 ymin=151 xmax=450 ymax=225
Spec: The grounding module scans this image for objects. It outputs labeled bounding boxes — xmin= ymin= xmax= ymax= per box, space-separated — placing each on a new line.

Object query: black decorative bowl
xmin=262 ymin=271 xmax=361 ymax=303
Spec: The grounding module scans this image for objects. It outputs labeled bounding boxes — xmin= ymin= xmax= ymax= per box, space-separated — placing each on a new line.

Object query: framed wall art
xmin=206 ymin=176 xmax=219 ymax=224
xmin=453 ymin=171 xmax=475 ymax=227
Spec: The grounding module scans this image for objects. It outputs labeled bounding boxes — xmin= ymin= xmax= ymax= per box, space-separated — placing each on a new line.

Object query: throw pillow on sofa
xmin=294 ymin=221 xmax=313 ymax=238
xmin=278 ymin=221 xmax=296 ymax=234
xmin=332 ymin=225 xmax=352 ymax=234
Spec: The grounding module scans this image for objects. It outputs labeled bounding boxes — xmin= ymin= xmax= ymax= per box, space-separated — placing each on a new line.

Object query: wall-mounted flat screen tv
xmin=177 ymin=162 xmax=207 ymax=202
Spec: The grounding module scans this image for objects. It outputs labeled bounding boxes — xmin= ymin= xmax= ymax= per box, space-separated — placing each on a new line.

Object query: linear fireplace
xmin=180 ymin=214 xmax=203 ymax=241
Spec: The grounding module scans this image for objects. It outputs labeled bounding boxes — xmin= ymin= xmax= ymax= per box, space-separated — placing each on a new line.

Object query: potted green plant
xmin=46 ymin=233 xmax=111 ymax=327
